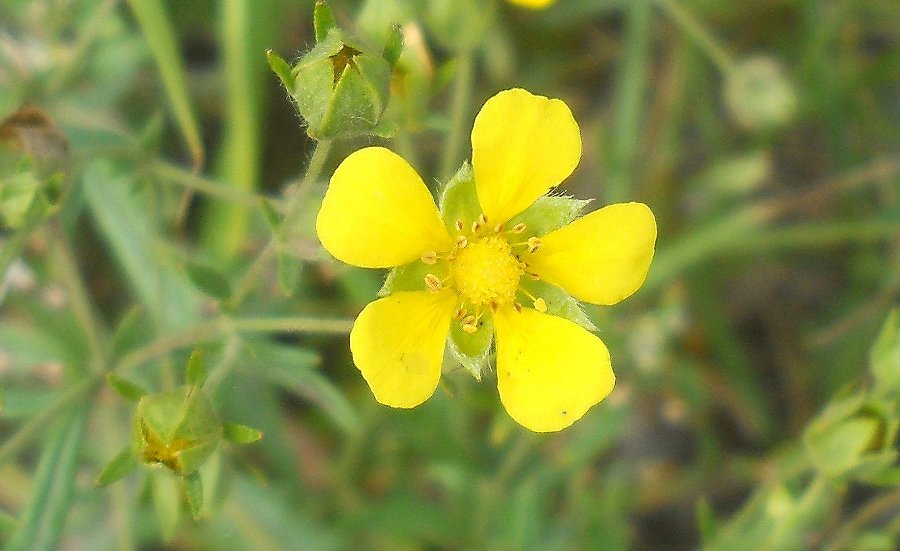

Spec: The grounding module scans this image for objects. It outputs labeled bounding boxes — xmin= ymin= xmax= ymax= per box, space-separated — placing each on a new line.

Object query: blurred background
xmin=0 ymin=0 xmax=898 ymax=549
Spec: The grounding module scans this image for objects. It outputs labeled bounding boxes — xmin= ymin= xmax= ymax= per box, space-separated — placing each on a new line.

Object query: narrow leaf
xmin=152 ymin=472 xmax=182 ymax=542
xmin=313 ymin=1 xmax=337 ymax=43
xmin=125 ymin=0 xmax=204 ymax=169
xmin=260 ymin=198 xmax=281 ymax=230
xmin=95 ymin=447 xmax=139 ymax=486
xmin=186 ymin=349 xmax=207 ymax=387
xmin=223 ymin=423 xmax=263 ymax=444
xmin=277 ymin=252 xmax=301 ymax=297
xmin=183 ymin=472 xmax=204 ymax=520
xmin=3 ymin=405 xmax=88 ymax=551
xmin=107 ymin=373 xmax=148 ymax=402
xmin=185 ymin=261 xmax=232 ymax=301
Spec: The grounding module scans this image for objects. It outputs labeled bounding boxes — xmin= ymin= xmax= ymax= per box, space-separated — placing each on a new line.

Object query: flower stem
xmin=229 ymin=139 xmax=332 ymax=308
xmin=440 ymin=53 xmax=474 ymax=181
xmin=655 ymin=0 xmax=735 ymax=74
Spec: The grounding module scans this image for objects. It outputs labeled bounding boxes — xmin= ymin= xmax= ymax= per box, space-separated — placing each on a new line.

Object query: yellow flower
xmin=317 ymin=88 xmax=657 ymax=432
xmin=507 ymin=0 xmax=557 ymax=9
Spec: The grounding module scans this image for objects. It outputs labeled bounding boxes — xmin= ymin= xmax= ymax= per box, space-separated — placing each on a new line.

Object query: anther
xmin=424 ymin=273 xmax=443 ymax=292
xmin=533 ymin=298 xmax=547 ymax=313
xmin=454 ymin=306 xmax=467 ymax=320
xmin=511 ymin=223 xmax=527 ymax=234
xmin=493 ymin=224 xmax=503 ymax=234
xmin=455 ymin=235 xmax=468 ymax=248
xmin=529 ymin=272 xmax=541 ymax=281
xmin=478 ymin=213 xmax=488 ymax=226
xmin=514 ymin=302 xmax=523 ymax=313
xmin=461 ymin=315 xmax=478 ymax=333
xmin=455 ymin=220 xmax=464 ymax=232
xmin=527 ymin=237 xmax=541 ymax=254
xmin=421 ymin=251 xmax=438 ymax=265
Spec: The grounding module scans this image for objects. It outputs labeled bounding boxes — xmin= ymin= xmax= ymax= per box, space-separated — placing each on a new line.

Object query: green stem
xmin=655 ymin=0 xmax=736 ymax=74
xmin=152 ymin=161 xmax=271 ymax=208
xmin=228 ymin=316 xmax=354 ymax=334
xmin=440 ymin=53 xmax=474 ymax=181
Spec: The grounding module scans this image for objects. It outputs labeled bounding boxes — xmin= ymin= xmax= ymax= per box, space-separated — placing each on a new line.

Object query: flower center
xmin=450 ymin=236 xmax=522 ymax=308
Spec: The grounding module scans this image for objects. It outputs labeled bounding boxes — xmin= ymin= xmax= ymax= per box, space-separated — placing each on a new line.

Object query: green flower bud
xmin=132 ymin=385 xmax=223 ymax=475
xmin=724 ymin=56 xmax=797 ymax=131
xmin=268 ymin=2 xmax=398 ymax=140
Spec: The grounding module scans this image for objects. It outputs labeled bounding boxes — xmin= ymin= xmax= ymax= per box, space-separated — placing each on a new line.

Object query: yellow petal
xmin=493 ymin=306 xmax=614 ymax=432
xmin=471 ymin=88 xmax=581 ymax=225
xmin=316 ymin=147 xmax=452 ymax=268
xmin=528 ymin=202 xmax=657 ymax=305
xmin=349 ymin=290 xmax=456 ymax=408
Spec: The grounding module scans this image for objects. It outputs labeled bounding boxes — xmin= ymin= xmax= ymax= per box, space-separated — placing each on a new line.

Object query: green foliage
xmin=1 ymin=0 xmax=899 ymax=549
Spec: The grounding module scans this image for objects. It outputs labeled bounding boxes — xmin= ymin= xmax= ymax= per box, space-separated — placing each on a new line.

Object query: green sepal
xmin=313 ymin=1 xmax=337 ymax=43
xmin=439 ymin=162 xmax=481 ymax=232
xmin=519 ymin=280 xmax=597 ymax=331
xmin=183 ymin=471 xmax=203 ymax=520
xmin=508 ymin=195 xmax=592 ymax=237
xmin=185 ymin=349 xmax=206 ymax=387
xmin=185 ymin=261 xmax=232 ymax=301
xmin=107 ymin=373 xmax=148 ymax=402
xmin=95 ymin=446 xmax=139 ymax=486
xmin=223 ymin=423 xmax=263 ymax=444
xmin=0 ymin=170 xmax=43 ymax=229
xmin=266 ymin=49 xmax=294 ymax=95
xmin=378 ymin=260 xmax=432 ymax=296
xmin=383 ymin=23 xmax=404 ymax=68
xmin=448 ymin=314 xmax=494 ymax=381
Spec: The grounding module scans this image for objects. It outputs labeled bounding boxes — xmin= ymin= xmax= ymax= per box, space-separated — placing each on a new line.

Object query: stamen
xmin=478 ymin=213 xmax=488 ymax=226
xmin=528 ymin=272 xmax=541 ymax=281
xmin=514 ymin=302 xmax=523 ymax=313
xmin=454 ymin=306 xmax=467 ymax=320
xmin=533 ymin=297 xmax=547 ymax=313
xmin=527 ymin=237 xmax=541 ymax=254
xmin=421 ymin=251 xmax=438 ymax=265
xmin=455 ymin=220 xmax=465 ymax=232
xmin=493 ymin=224 xmax=503 ymax=234
xmin=424 ymin=273 xmax=443 ymax=292
xmin=511 ymin=223 xmax=527 ymax=234
xmin=461 ymin=315 xmax=478 ymax=333
xmin=455 ymin=235 xmax=468 ymax=248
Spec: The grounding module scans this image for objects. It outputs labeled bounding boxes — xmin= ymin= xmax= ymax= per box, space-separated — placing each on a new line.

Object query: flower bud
xmin=268 ymin=2 xmax=398 ymax=140
xmin=724 ymin=56 xmax=797 ymax=131
xmin=132 ymin=385 xmax=223 ymax=475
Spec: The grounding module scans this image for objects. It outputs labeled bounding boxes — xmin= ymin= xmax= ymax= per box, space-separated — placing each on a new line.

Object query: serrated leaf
xmin=95 ymin=446 xmax=139 ymax=486
xmin=313 ymin=1 xmax=337 ymax=43
xmin=277 ymin=252 xmax=301 ymax=296
xmin=183 ymin=471 xmax=203 ymax=520
xmin=107 ymin=373 xmax=148 ymax=402
xmin=223 ymin=423 xmax=263 ymax=444
xmin=266 ymin=49 xmax=295 ymax=94
xmin=186 ymin=349 xmax=206 ymax=387
xmin=185 ymin=261 xmax=232 ymax=301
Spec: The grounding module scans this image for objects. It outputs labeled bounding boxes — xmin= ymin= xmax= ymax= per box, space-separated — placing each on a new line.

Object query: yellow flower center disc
xmin=451 ymin=236 xmax=522 ymax=308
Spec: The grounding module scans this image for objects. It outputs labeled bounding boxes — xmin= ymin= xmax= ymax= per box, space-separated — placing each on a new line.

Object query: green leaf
xmin=95 ymin=446 xmax=139 ymax=486
xmin=106 ymin=373 xmax=148 ymax=402
xmin=223 ymin=423 xmax=263 ymax=444
xmin=109 ymin=306 xmax=147 ymax=358
xmin=696 ymin=497 xmax=718 ymax=544
xmin=805 ymin=417 xmax=880 ymax=478
xmin=313 ymin=1 xmax=337 ymax=43
xmin=260 ymin=197 xmax=281 ymax=230
xmin=185 ymin=261 xmax=232 ymax=301
xmin=383 ymin=24 xmax=404 ymax=68
xmin=124 ymin=0 xmax=204 ymax=169
xmin=277 ymin=251 xmax=301 ymax=296
xmin=3 ymin=405 xmax=88 ymax=551
xmin=871 ymin=309 xmax=900 ymax=394
xmin=266 ymin=49 xmax=295 ymax=95
xmin=186 ymin=349 xmax=207 ymax=387
xmin=245 ymin=343 xmax=358 ymax=434
xmin=184 ymin=471 xmax=203 ymax=520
